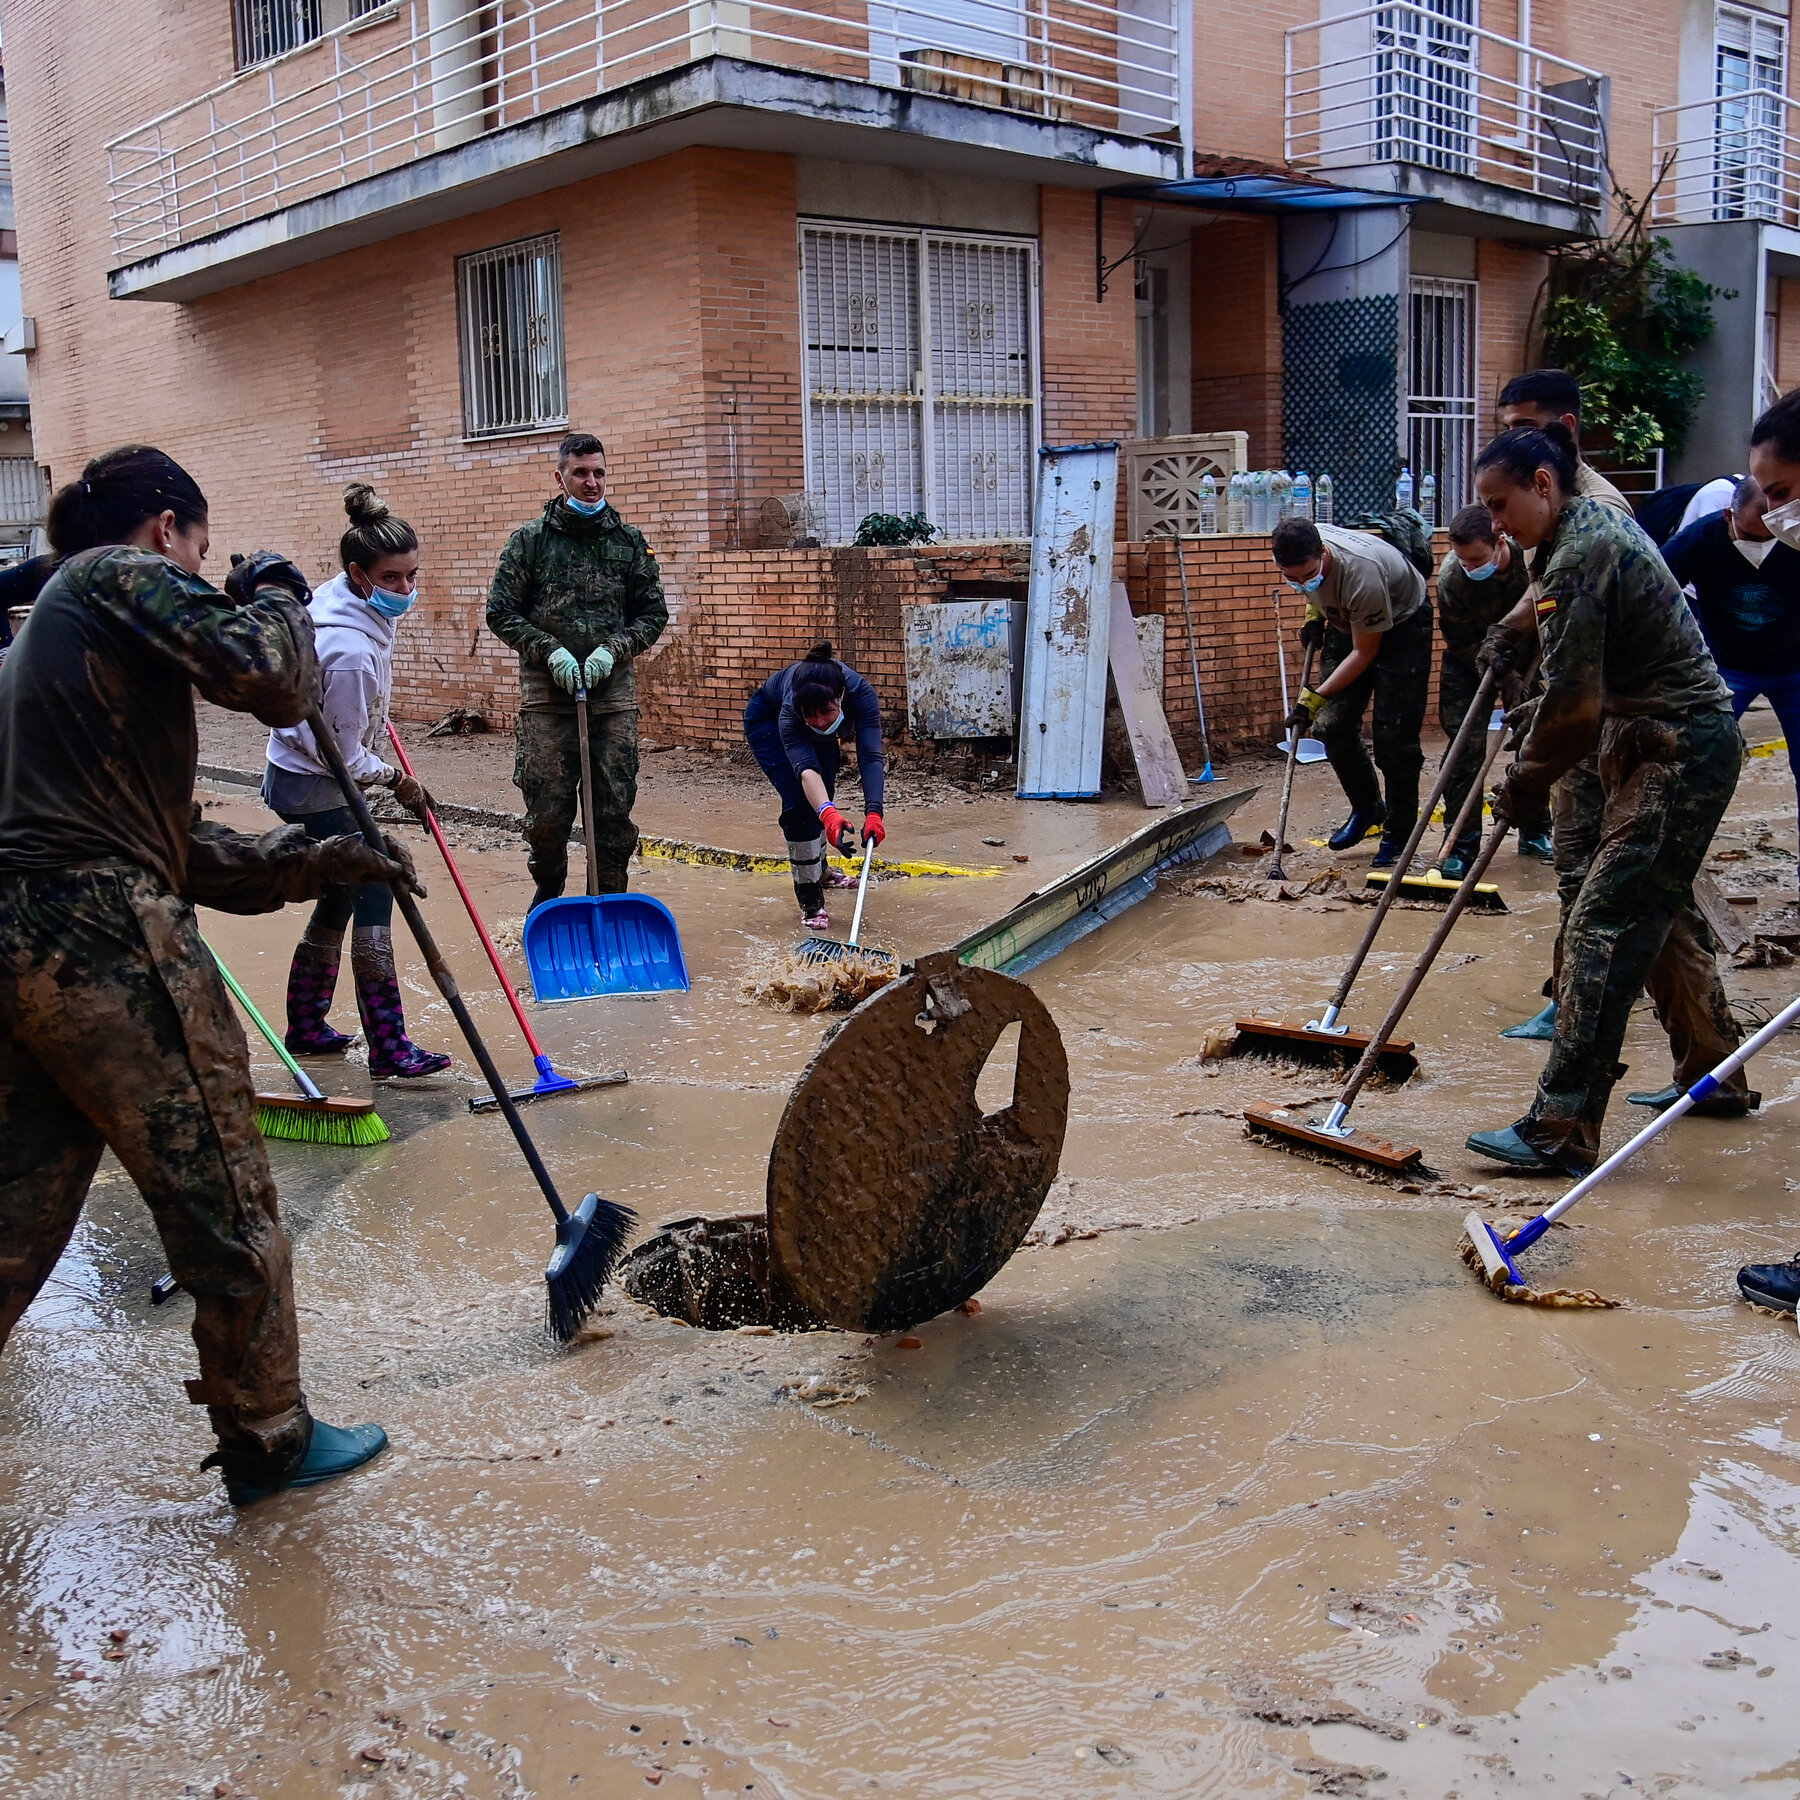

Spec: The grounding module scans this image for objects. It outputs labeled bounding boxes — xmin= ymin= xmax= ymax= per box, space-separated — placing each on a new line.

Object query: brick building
xmin=3 ymin=0 xmax=1798 ymax=754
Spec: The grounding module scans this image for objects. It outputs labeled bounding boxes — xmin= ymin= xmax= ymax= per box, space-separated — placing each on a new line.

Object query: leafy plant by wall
xmin=1536 ymin=185 xmax=1728 ymax=464
xmin=853 ymin=512 xmax=938 ymax=547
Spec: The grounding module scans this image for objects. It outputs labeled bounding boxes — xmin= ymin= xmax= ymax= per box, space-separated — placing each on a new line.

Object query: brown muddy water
xmin=4 ymin=729 xmax=1800 ymax=1799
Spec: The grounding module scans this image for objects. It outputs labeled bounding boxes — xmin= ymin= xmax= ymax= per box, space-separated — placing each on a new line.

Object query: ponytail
xmin=46 ymin=444 xmax=207 ymax=557
xmin=1474 ymin=421 xmax=1578 ymax=497
xmin=793 ymin=640 xmax=846 ymax=714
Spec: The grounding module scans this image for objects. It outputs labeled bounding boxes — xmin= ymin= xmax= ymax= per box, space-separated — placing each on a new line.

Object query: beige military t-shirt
xmin=1575 ymin=461 xmax=1632 ymax=516
xmin=1315 ymin=525 xmax=1427 ymax=634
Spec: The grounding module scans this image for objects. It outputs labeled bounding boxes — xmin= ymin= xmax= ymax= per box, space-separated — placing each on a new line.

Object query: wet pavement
xmin=3 ymin=710 xmax=1800 ymax=1798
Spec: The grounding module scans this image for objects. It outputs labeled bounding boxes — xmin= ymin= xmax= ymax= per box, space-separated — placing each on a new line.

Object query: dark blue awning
xmin=1105 ymin=174 xmax=1407 ymax=214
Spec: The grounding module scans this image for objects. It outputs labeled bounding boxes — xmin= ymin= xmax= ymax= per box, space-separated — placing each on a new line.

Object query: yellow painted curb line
xmin=637 ymin=834 xmax=1001 ymax=879
xmin=1749 ymin=737 xmax=1789 ymax=758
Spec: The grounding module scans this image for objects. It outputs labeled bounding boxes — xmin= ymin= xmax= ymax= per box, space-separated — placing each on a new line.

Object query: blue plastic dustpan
xmin=523 ymin=894 xmax=691 ymax=1002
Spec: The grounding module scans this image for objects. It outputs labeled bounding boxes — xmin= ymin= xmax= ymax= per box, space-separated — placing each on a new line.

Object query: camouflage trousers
xmin=1317 ymin=603 xmax=1433 ymax=836
xmin=0 ymin=865 xmax=310 ymax=1481
xmin=515 ymin=706 xmax=641 ymax=900
xmin=1519 ymin=706 xmax=1747 ymax=1170
xmin=1438 ymin=654 xmax=1550 ymax=849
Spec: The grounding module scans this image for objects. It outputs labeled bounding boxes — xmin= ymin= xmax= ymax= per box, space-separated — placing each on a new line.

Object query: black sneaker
xmin=1328 ymin=805 xmax=1386 ymax=852
xmin=1738 ymin=1258 xmax=1800 ymax=1313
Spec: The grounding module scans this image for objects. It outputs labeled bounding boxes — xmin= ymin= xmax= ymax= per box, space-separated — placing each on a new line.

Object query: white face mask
xmin=1735 ymin=536 xmax=1777 ymax=566
xmin=1762 ymin=495 xmax=1800 ymax=551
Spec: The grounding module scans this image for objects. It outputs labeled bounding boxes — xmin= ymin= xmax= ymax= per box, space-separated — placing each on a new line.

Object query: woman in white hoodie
xmin=263 ymin=484 xmax=449 ymax=1077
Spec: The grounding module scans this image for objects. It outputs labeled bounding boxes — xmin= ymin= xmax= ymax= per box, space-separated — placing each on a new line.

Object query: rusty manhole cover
xmin=767 ymin=951 xmax=1070 ymax=1332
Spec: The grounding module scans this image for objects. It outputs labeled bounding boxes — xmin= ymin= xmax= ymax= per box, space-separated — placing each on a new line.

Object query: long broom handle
xmin=1173 ymin=537 xmax=1213 ymax=772
xmin=1317 ymin=661 xmax=1500 ymax=1023
xmin=204 ymin=938 xmax=327 ymax=1103
xmin=1327 ymin=817 xmax=1513 ymax=1123
xmin=848 ymin=834 xmax=876 ymax=948
xmin=1509 ymin=992 xmax=1800 ymax=1251
xmin=386 ymin=720 xmax=547 ymax=1061
xmin=575 ymin=684 xmax=600 ymax=899
xmin=309 ymin=706 xmax=572 ymax=1226
xmin=1265 ymin=638 xmax=1318 ymax=882
xmin=1440 ymin=646 xmax=1542 ymax=857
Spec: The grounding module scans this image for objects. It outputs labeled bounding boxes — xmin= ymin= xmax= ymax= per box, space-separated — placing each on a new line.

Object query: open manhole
xmin=617 ymin=1214 xmax=825 ymax=1331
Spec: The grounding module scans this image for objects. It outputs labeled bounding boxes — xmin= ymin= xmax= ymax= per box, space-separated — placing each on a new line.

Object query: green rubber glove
xmin=582 ymin=645 xmax=615 ymax=688
xmin=546 ymin=647 xmax=581 ymax=694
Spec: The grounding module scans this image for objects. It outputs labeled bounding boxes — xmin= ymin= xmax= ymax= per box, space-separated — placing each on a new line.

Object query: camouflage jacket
xmin=486 ymin=497 xmax=669 ymax=714
xmin=1511 ymin=497 xmax=1732 ymax=800
xmin=0 ymin=546 xmax=319 ymax=894
xmin=1435 ymin=537 xmax=1531 ymax=664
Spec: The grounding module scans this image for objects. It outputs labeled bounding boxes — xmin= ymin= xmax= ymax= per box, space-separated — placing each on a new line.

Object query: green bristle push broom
xmin=204 ymin=938 xmax=390 ymax=1147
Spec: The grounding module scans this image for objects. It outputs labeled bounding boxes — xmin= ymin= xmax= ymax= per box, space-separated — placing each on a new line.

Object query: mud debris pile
xmin=742 ymin=947 xmax=898 ymax=1012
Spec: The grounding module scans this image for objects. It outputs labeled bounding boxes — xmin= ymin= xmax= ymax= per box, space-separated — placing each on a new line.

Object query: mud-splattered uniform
xmin=0 ymin=547 xmax=351 ymax=1484
xmin=1500 ymin=498 xmax=1747 ymax=1170
xmin=486 ymin=498 xmax=669 ymax=899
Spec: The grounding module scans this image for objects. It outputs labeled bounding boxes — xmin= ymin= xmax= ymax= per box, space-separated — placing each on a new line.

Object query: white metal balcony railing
xmin=0 ymin=460 xmax=48 ymax=529
xmin=1652 ymin=90 xmax=1800 ymax=226
xmin=106 ymin=0 xmax=1190 ymax=261
xmin=1285 ymin=3 xmax=1605 ymax=209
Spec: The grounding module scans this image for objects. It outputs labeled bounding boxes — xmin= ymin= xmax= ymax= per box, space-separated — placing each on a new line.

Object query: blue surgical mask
xmin=363 ymin=583 xmax=416 ymax=620
xmin=807 ymin=708 xmax=844 ymax=737
xmin=1460 ymin=555 xmax=1498 ymax=582
xmin=565 ymin=495 xmax=607 ymax=517
xmin=1286 ymin=570 xmax=1325 ymax=594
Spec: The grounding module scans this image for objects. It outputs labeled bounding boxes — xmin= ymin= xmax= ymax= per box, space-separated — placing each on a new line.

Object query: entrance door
xmin=802 ymin=224 xmax=1037 ymax=543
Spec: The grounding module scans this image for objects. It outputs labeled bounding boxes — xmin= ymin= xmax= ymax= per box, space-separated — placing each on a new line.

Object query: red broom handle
xmin=386 ymin=721 xmax=545 ymax=1059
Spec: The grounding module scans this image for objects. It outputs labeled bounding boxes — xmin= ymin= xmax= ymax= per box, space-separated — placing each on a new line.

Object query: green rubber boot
xmin=1501 ymin=1000 xmax=1557 ymax=1041
xmin=222 ymin=1419 xmax=389 ymax=1506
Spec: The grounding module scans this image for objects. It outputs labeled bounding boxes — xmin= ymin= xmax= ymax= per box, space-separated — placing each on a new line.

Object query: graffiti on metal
xmin=902 ymin=599 xmax=1016 ymax=739
xmin=1016 ymin=441 xmax=1120 ymax=799
xmin=950 ymin=787 xmax=1255 ymax=974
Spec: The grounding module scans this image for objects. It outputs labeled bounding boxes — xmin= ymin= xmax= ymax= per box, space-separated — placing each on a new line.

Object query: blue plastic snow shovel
xmin=523 ymin=684 xmax=691 ymax=1002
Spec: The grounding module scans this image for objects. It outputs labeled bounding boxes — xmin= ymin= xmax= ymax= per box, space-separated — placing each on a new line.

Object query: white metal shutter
xmin=802 ymin=227 xmax=926 ymax=545
xmin=927 ymin=236 xmax=1034 ymax=541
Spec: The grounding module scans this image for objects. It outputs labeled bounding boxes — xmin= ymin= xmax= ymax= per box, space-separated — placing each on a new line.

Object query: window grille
xmin=235 ymin=0 xmax=323 ymax=68
xmin=457 ymin=234 xmax=568 ymax=438
xmin=801 ymin=224 xmax=1035 ymax=544
xmin=1406 ymin=274 xmax=1476 ymax=517
xmin=1374 ymin=0 xmax=1476 ymax=175
xmin=1714 ymin=4 xmax=1787 ymax=220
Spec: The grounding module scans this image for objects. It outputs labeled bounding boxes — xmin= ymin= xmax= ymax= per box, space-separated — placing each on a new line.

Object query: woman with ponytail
xmin=264 ymin=483 xmax=449 ymax=1078
xmin=0 ymin=444 xmax=407 ymax=1502
xmin=742 ymin=641 xmax=887 ymax=927
xmin=1464 ymin=419 xmax=1753 ymax=1176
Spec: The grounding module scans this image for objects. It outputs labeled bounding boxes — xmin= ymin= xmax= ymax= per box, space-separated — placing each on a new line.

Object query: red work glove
xmin=862 ymin=810 xmax=886 ymax=848
xmin=819 ymin=805 xmax=854 ymax=855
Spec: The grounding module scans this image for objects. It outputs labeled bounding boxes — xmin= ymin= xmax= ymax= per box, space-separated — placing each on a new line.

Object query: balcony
xmin=106 ymin=0 xmax=1189 ymax=291
xmin=1652 ymin=90 xmax=1800 ymax=227
xmin=1285 ymin=4 xmax=1605 ymax=236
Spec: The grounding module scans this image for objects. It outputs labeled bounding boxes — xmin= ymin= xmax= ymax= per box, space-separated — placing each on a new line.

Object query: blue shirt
xmin=748 ymin=660 xmax=886 ymax=812
xmin=1663 ymin=511 xmax=1800 ymax=678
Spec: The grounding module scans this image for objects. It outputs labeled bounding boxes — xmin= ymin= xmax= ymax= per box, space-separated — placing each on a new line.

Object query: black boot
xmin=1328 ymin=803 xmax=1386 ymax=851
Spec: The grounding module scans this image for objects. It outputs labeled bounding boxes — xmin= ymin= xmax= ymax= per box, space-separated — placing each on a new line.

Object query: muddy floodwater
xmin=4 ymin=719 xmax=1800 ymax=1798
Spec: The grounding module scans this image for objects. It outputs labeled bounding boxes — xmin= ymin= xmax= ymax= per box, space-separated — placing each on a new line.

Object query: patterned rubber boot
xmin=352 ymin=927 xmax=451 ymax=1078
xmin=283 ymin=928 xmax=354 ymax=1056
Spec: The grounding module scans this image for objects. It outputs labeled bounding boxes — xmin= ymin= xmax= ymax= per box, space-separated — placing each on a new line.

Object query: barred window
xmin=456 ymin=234 xmax=569 ymax=438
xmin=235 ymin=1 xmax=388 ymax=69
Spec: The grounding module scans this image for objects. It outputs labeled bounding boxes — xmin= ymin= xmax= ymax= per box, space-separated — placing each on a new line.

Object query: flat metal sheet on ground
xmin=1016 ymin=441 xmax=1119 ymax=799
xmin=767 ymin=953 xmax=1070 ymax=1333
xmin=1106 ymin=581 xmax=1186 ymax=807
xmin=902 ymin=599 xmax=1015 ymax=738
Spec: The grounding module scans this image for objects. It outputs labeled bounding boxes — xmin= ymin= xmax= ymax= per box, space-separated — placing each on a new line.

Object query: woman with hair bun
xmin=742 ymin=640 xmax=886 ymax=928
xmin=1464 ymin=419 xmax=1752 ymax=1176
xmin=264 ymin=482 xmax=449 ymax=1077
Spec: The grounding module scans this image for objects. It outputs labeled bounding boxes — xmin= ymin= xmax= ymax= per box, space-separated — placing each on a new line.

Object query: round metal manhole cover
xmin=766 ymin=952 xmax=1070 ymax=1333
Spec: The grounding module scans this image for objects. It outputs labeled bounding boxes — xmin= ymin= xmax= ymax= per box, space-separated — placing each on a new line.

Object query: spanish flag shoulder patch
xmin=1535 ymin=593 xmax=1558 ymax=618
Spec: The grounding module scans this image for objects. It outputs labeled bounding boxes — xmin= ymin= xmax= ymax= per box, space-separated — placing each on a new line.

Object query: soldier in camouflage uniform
xmin=486 ymin=434 xmax=669 ymax=905
xmin=0 ymin=446 xmax=417 ymax=1502
xmin=1434 ymin=506 xmax=1550 ymax=876
xmin=1465 ymin=425 xmax=1753 ymax=1177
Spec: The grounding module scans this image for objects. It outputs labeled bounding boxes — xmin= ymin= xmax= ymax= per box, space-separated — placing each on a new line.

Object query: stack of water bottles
xmin=1194 ymin=468 xmax=1335 ymax=535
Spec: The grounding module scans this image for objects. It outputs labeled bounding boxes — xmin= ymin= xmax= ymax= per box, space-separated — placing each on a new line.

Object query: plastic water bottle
xmin=1226 ymin=470 xmax=1247 ymax=534
xmin=1395 ymin=465 xmax=1415 ymax=511
xmin=1252 ymin=470 xmax=1271 ymax=534
xmin=1419 ymin=470 xmax=1438 ymax=527
xmin=1316 ymin=472 xmax=1334 ymax=525
xmin=1273 ymin=469 xmax=1293 ymax=521
xmin=1198 ymin=471 xmax=1219 ymax=535
xmin=1291 ymin=470 xmax=1312 ymax=522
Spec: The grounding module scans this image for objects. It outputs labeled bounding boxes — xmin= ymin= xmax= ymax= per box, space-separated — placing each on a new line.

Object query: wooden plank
xmin=1106 ymin=580 xmax=1187 ymax=807
xmin=1243 ymin=1100 xmax=1423 ymax=1170
xmin=1016 ymin=441 xmax=1119 ymax=799
xmin=1692 ymin=868 xmax=1750 ymax=955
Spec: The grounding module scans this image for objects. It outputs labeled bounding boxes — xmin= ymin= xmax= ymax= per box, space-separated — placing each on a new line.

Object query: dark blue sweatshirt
xmin=1663 ymin=511 xmax=1800 ymax=678
xmin=748 ymin=660 xmax=886 ymax=811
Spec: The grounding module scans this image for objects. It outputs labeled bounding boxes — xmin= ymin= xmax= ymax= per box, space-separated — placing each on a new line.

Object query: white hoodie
xmin=267 ymin=571 xmax=397 ymax=783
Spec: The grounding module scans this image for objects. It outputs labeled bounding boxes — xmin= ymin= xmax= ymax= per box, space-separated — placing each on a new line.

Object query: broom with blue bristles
xmin=204 ymin=938 xmax=390 ymax=1147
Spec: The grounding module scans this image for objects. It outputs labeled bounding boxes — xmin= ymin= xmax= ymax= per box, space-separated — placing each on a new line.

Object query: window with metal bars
xmin=457 ymin=234 xmax=568 ymax=439
xmin=800 ymin=223 xmax=1036 ymax=544
xmin=1406 ymin=274 xmax=1476 ymax=517
xmin=1714 ymin=4 xmax=1787 ymax=220
xmin=234 ymin=0 xmax=387 ymax=68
